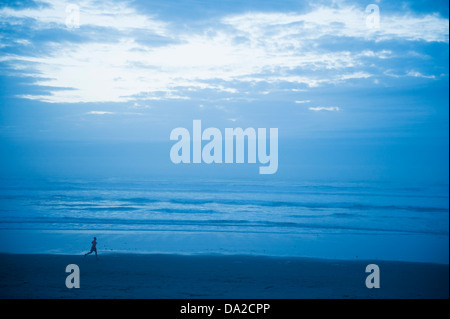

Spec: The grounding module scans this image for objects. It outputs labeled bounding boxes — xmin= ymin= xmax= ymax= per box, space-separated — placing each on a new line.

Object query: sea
xmin=0 ymin=178 xmax=448 ymax=263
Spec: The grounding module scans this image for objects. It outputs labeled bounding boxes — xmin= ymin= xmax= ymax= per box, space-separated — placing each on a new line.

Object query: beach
xmin=0 ymin=179 xmax=448 ymax=299
xmin=0 ymin=253 xmax=448 ymax=299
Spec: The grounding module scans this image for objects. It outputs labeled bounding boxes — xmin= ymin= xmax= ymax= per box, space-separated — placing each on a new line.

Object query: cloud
xmin=0 ymin=0 xmax=448 ymax=103
xmin=385 ymin=69 xmax=438 ymax=79
xmin=0 ymin=0 xmax=167 ymax=34
xmin=337 ymin=72 xmax=372 ymax=81
xmin=308 ymin=106 xmax=340 ymax=112
xmin=86 ymin=110 xmax=145 ymax=116
xmin=86 ymin=111 xmax=115 ymax=115
xmin=406 ymin=70 xmax=436 ymax=79
xmin=222 ymin=6 xmax=449 ymax=43
xmin=130 ymin=102 xmax=151 ymax=109
xmin=295 ymin=100 xmax=311 ymax=104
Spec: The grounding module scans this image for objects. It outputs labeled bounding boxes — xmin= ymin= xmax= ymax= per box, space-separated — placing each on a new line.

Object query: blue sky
xmin=0 ymin=0 xmax=448 ymax=182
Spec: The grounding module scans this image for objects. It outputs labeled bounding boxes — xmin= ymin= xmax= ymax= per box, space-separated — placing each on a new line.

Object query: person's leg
xmin=94 ymin=248 xmax=98 ymax=259
xmin=85 ymin=247 xmax=94 ymax=256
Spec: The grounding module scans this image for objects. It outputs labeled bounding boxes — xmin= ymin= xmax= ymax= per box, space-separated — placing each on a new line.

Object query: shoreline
xmin=1 ymin=229 xmax=448 ymax=265
xmin=1 ymin=250 xmax=449 ymax=265
xmin=0 ymin=253 xmax=448 ymax=299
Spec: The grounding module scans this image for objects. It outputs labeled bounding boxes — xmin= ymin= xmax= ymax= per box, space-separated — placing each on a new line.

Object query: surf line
xmin=170 ymin=120 xmax=278 ymax=174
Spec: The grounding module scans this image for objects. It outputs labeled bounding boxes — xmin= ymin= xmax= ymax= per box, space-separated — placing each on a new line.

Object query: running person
xmin=84 ymin=237 xmax=98 ymax=259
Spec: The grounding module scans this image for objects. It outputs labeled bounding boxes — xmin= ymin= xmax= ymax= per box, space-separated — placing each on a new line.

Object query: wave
xmin=2 ymin=195 xmax=447 ymax=215
xmin=79 ymin=206 xmax=141 ymax=212
xmin=0 ymin=216 xmax=447 ymax=235
xmin=152 ymin=208 xmax=221 ymax=214
xmin=117 ymin=197 xmax=449 ymax=213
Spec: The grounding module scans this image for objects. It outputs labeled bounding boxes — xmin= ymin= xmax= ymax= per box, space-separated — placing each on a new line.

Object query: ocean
xmin=0 ymin=178 xmax=448 ymax=264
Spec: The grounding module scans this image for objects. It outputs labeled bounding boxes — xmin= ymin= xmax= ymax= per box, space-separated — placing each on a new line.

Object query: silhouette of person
xmin=84 ymin=237 xmax=98 ymax=259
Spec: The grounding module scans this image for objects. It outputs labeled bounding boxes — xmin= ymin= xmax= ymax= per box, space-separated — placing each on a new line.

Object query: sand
xmin=0 ymin=253 xmax=448 ymax=299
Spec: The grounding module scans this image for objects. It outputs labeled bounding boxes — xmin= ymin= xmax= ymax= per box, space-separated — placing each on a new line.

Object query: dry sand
xmin=0 ymin=253 xmax=448 ymax=299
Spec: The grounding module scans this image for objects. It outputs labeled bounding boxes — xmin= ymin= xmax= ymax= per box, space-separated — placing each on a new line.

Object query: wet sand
xmin=0 ymin=253 xmax=448 ymax=299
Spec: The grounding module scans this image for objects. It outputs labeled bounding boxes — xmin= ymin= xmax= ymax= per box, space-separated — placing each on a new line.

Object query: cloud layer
xmin=0 ymin=0 xmax=448 ymax=104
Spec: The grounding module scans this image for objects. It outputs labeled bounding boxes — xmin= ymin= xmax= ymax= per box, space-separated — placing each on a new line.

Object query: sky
xmin=0 ymin=0 xmax=448 ymax=183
